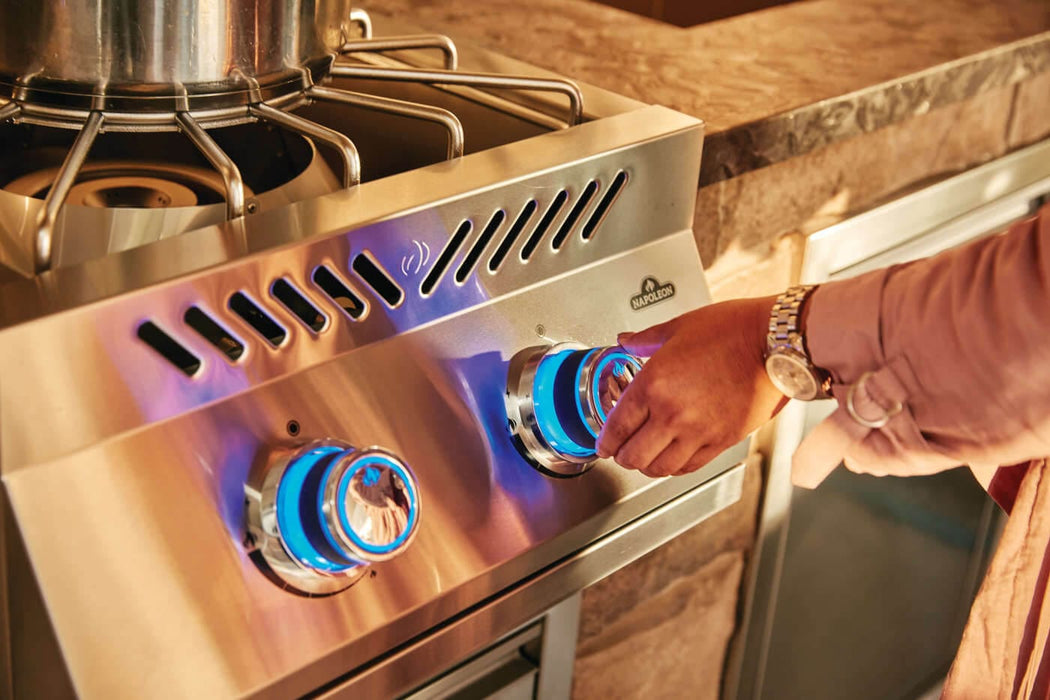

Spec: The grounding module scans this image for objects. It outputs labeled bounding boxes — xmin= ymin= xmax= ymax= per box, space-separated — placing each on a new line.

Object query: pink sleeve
xmin=791 ymin=202 xmax=1050 ymax=488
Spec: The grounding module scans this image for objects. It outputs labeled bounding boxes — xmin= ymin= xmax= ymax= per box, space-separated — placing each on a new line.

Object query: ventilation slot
xmin=137 ymin=321 xmax=201 ymax=376
xmin=313 ymin=266 xmax=366 ymax=319
xmin=353 ymin=253 xmax=404 ymax=307
xmin=456 ymin=210 xmax=505 ymax=283
xmin=552 ymin=180 xmax=599 ymax=249
xmin=521 ymin=190 xmax=568 ymax=260
xmin=582 ymin=171 xmax=628 ymax=240
xmin=488 ymin=200 xmax=537 ymax=272
xmin=421 ymin=220 xmax=472 ymax=295
xmin=229 ymin=292 xmax=287 ymax=347
xmin=271 ymin=278 xmax=327 ymax=333
xmin=184 ymin=306 xmax=244 ymax=361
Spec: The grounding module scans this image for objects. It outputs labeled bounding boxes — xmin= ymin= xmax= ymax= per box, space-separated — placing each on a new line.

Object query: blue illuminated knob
xmin=246 ymin=440 xmax=420 ymax=595
xmin=506 ymin=344 xmax=643 ymax=476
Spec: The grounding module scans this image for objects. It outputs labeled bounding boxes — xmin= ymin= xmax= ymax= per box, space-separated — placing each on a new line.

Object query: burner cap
xmin=71 ymin=179 xmax=198 ymax=209
xmin=5 ymin=162 xmax=229 ymax=207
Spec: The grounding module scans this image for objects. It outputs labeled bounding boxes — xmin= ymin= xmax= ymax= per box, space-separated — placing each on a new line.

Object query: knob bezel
xmin=506 ymin=343 xmax=642 ymax=476
xmin=506 ymin=342 xmax=594 ymax=476
xmin=245 ymin=439 xmax=420 ymax=595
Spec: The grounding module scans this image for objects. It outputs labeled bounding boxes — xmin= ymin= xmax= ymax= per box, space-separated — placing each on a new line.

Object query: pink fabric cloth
xmin=795 ymin=202 xmax=1050 ymax=697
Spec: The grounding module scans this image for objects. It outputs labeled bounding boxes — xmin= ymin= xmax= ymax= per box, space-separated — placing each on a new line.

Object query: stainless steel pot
xmin=0 ymin=0 xmax=354 ymax=110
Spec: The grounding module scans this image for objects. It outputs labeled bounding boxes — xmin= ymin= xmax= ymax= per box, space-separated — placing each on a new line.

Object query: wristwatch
xmin=764 ymin=285 xmax=832 ymax=401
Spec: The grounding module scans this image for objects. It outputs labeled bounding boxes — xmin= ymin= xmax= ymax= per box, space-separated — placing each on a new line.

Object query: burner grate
xmin=0 ymin=9 xmax=584 ymax=274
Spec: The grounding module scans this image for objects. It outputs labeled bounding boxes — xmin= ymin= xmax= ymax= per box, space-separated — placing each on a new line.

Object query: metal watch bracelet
xmin=767 ymin=285 xmax=832 ymax=399
xmin=768 ymin=285 xmax=813 ymax=353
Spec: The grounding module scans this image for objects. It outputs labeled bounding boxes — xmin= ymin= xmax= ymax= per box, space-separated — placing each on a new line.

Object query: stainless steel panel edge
xmin=399 ymin=614 xmax=544 ymax=700
xmin=313 ymin=462 xmax=746 ymax=700
xmin=533 ymin=593 xmax=582 ymax=700
xmin=721 ymin=413 xmax=807 ymax=700
xmin=397 ymin=592 xmax=579 ymax=700
xmin=0 ymin=109 xmax=704 ymax=469
xmin=819 ymin=174 xmax=1050 ymax=281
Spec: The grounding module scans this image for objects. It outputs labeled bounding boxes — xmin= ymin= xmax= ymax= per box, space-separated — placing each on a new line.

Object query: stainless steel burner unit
xmin=0 ymin=10 xmax=747 ymax=699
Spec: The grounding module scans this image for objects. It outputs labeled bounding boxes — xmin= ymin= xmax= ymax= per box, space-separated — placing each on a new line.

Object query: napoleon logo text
xmin=630 ymin=276 xmax=676 ymax=310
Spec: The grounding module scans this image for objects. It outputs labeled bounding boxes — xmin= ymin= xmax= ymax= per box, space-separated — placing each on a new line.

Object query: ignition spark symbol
xmin=401 ymin=240 xmax=431 ymax=276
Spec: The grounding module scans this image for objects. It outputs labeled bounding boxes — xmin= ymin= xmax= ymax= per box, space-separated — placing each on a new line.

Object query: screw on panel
xmin=286 ymin=420 xmax=301 ymax=436
xmin=535 ymin=324 xmax=545 ymax=336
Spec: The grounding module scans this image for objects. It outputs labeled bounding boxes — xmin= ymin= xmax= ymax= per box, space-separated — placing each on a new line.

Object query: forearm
xmin=802 ymin=203 xmax=1050 ymax=477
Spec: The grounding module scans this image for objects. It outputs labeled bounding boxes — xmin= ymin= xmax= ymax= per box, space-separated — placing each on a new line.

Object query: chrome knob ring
xmin=321 ymin=448 xmax=419 ymax=564
xmin=577 ymin=346 xmax=642 ymax=434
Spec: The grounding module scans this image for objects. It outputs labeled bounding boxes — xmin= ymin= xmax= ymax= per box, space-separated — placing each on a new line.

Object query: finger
xmin=677 ymin=444 xmax=725 ymax=475
xmin=617 ymin=318 xmax=675 ymax=358
xmin=596 ymin=384 xmax=649 ymax=459
xmin=641 ymin=437 xmax=704 ymax=478
xmin=614 ymin=421 xmax=676 ymax=473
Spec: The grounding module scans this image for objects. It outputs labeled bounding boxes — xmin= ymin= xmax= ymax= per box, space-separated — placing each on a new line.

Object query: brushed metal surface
xmin=0 ymin=104 xmax=735 ymax=697
xmin=0 ymin=0 xmax=352 ymax=108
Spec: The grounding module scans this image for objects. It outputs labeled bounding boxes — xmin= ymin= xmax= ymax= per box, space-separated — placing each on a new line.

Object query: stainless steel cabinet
xmin=727 ymin=139 xmax=1050 ymax=700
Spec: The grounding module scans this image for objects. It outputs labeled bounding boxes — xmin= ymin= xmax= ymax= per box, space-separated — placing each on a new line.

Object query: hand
xmin=596 ymin=296 xmax=788 ymax=477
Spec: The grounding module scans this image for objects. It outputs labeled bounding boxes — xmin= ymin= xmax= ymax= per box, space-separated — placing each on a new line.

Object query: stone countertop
xmin=372 ymin=0 xmax=1050 ymax=185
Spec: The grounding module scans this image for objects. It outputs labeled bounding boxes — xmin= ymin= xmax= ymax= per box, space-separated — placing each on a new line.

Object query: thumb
xmin=617 ymin=319 xmax=674 ymax=358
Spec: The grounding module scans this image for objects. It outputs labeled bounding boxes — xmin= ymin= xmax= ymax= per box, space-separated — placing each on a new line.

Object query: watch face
xmin=765 ymin=353 xmax=819 ymax=401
